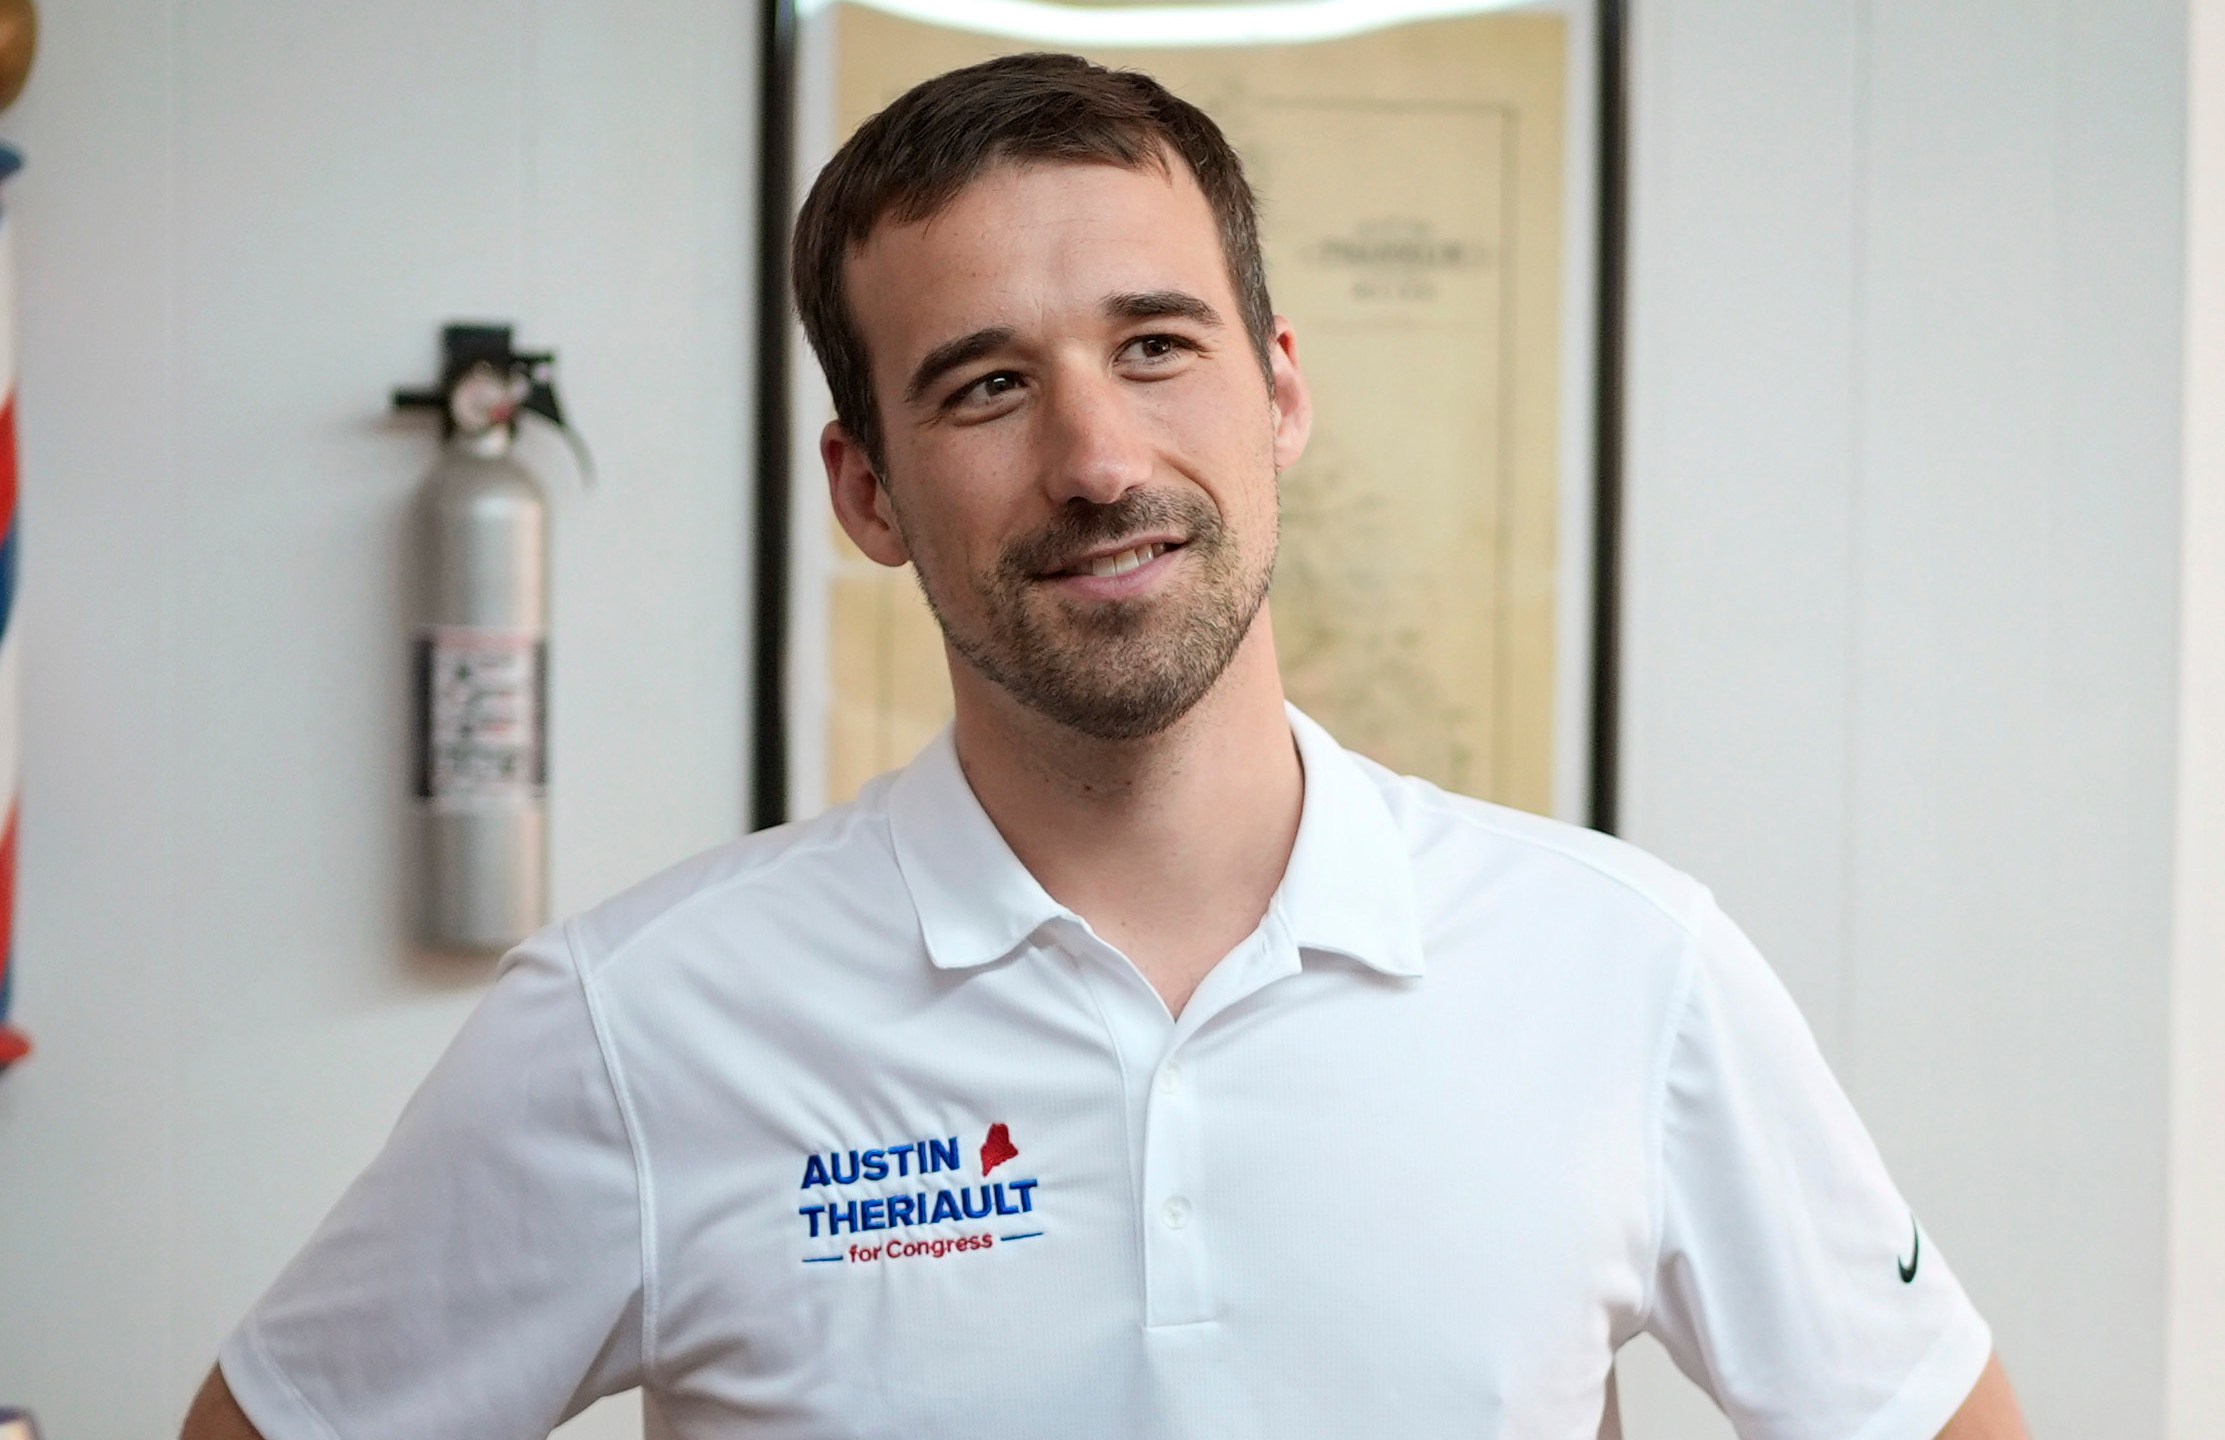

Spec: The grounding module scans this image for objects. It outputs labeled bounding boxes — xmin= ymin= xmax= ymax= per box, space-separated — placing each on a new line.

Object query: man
xmin=187 ymin=53 xmax=2028 ymax=1439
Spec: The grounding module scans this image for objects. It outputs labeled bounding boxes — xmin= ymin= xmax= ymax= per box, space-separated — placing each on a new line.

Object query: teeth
xmin=1085 ymin=543 xmax=1165 ymax=578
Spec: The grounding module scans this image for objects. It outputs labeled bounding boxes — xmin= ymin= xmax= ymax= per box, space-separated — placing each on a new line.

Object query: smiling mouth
xmin=1053 ymin=541 xmax=1180 ymax=579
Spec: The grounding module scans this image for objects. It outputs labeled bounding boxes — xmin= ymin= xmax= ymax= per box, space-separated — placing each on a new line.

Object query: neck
xmin=949 ymin=614 xmax=1304 ymax=1013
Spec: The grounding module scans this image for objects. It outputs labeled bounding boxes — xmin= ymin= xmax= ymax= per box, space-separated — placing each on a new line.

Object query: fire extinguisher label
xmin=414 ymin=626 xmax=548 ymax=810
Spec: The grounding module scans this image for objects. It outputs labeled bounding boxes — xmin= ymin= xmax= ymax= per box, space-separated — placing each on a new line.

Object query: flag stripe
xmin=0 ymin=396 xmax=18 ymax=538
xmin=0 ymin=522 xmax=17 ymax=647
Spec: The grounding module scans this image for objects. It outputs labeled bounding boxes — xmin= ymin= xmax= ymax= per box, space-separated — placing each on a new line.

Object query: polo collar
xmin=883 ymin=706 xmax=1426 ymax=978
xmin=1271 ymin=705 xmax=1427 ymax=978
xmin=885 ymin=728 xmax=1072 ymax=972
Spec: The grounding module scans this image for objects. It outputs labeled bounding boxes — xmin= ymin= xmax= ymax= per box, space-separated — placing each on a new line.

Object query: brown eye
xmin=949 ymin=371 xmax=1023 ymax=410
xmin=1124 ymin=334 xmax=1192 ymax=365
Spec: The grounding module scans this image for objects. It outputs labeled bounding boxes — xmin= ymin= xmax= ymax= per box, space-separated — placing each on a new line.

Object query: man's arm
xmin=1937 ymin=1353 xmax=2029 ymax=1439
xmin=186 ymin=933 xmax=646 ymax=1435
xmin=181 ymin=1367 xmax=264 ymax=1440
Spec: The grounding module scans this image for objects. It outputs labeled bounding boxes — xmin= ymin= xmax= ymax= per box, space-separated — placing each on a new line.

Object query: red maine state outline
xmin=980 ymin=1122 xmax=1018 ymax=1176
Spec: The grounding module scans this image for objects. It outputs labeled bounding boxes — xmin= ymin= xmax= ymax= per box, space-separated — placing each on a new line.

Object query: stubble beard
xmin=906 ymin=488 xmax=1276 ymax=743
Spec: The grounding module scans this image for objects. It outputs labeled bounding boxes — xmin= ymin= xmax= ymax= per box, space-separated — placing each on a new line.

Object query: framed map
xmin=770 ymin=1 xmax=1603 ymax=823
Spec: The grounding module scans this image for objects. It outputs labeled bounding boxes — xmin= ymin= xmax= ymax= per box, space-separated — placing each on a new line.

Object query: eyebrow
xmin=1104 ymin=290 xmax=1224 ymax=328
xmin=903 ymin=326 xmax=1016 ymax=406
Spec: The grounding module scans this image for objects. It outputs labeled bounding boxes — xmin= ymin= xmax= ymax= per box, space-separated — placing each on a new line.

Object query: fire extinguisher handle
xmin=507 ymin=352 xmax=589 ymax=485
xmin=390 ymin=324 xmax=593 ymax=486
xmin=516 ymin=354 xmax=561 ymax=423
xmin=518 ymin=405 xmax=598 ymax=491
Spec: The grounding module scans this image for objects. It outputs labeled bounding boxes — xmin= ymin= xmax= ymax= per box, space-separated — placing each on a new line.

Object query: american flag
xmin=0 ymin=144 xmax=25 ymax=1071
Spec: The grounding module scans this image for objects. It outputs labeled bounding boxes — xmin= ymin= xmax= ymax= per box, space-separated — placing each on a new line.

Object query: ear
xmin=823 ymin=421 xmax=911 ymax=568
xmin=1266 ymin=315 xmax=1313 ymax=473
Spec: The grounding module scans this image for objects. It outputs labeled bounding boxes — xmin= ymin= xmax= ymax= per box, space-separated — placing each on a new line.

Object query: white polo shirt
xmin=222 ymin=708 xmax=1992 ymax=1440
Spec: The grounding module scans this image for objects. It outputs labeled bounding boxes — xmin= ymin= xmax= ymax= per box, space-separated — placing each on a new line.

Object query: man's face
xmin=823 ymin=157 xmax=1312 ymax=741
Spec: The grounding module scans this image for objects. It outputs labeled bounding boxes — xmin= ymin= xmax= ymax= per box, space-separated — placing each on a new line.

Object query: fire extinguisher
xmin=393 ymin=324 xmax=589 ymax=952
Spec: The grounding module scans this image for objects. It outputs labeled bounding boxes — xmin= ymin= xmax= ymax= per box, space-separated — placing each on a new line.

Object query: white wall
xmin=1618 ymin=1 xmax=2191 ymax=1436
xmin=0 ymin=4 xmax=754 ymax=1437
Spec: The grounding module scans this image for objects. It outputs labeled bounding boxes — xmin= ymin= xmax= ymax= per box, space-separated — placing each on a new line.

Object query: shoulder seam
xmin=580 ymin=805 xmax=878 ymax=982
xmin=1398 ymin=784 xmax=1706 ymax=938
xmin=564 ymin=916 xmax=663 ymax=1384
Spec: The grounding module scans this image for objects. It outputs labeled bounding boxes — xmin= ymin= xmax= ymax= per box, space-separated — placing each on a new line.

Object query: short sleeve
xmin=219 ymin=926 xmax=648 ymax=1440
xmin=1640 ymin=895 xmax=1992 ymax=1440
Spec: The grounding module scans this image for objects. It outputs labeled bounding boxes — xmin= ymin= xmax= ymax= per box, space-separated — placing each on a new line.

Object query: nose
xmin=1039 ymin=366 xmax=1153 ymax=508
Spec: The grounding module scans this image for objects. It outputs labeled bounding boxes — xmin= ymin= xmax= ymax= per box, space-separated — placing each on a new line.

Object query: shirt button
xmin=1158 ymin=1062 xmax=1183 ymax=1096
xmin=1161 ymin=1196 xmax=1191 ymax=1230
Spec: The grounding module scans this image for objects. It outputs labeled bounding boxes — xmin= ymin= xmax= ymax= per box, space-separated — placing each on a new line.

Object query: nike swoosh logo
xmin=1898 ymin=1218 xmax=1921 ymax=1283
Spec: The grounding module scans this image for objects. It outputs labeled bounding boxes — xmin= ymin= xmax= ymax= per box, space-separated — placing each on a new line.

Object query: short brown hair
xmin=791 ymin=51 xmax=1275 ymax=473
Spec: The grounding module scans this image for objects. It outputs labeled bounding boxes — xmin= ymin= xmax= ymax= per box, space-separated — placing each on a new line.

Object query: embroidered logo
xmin=797 ymin=1123 xmax=1042 ymax=1265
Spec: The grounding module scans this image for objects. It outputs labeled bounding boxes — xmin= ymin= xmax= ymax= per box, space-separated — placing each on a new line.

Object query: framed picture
xmin=752 ymin=0 xmax=1627 ymax=830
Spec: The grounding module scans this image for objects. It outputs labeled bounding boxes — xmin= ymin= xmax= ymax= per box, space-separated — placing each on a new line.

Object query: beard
xmin=903 ymin=488 xmax=1275 ymax=742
